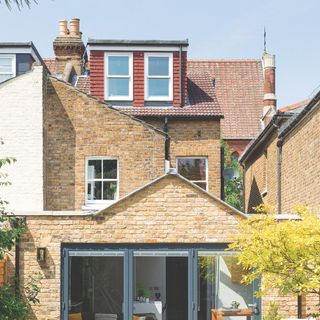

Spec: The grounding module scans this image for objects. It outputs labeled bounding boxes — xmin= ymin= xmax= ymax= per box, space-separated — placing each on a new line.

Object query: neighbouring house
xmin=0 ymin=18 xmax=306 ymax=320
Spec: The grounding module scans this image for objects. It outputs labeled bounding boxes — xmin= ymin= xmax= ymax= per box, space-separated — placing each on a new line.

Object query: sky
xmin=0 ymin=0 xmax=319 ymax=107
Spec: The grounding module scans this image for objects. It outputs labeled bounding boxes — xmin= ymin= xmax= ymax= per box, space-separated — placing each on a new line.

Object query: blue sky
xmin=0 ymin=0 xmax=319 ymax=107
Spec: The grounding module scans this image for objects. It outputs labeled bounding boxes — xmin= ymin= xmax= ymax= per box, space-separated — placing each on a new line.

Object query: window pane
xmin=0 ymin=58 xmax=13 ymax=73
xmin=103 ymin=160 xmax=117 ymax=179
xmin=148 ymin=79 xmax=169 ymax=97
xmin=177 ymin=158 xmax=207 ymax=181
xmin=103 ymin=181 xmax=117 ymax=200
xmin=194 ymin=182 xmax=207 ymax=190
xmin=0 ymin=73 xmax=13 ymax=83
xmin=108 ymin=78 xmax=129 ymax=97
xmin=86 ymin=181 xmax=103 ymax=200
xmin=148 ymin=56 xmax=169 ymax=76
xmin=88 ymin=160 xmax=102 ymax=179
xmin=108 ymin=56 xmax=129 ymax=76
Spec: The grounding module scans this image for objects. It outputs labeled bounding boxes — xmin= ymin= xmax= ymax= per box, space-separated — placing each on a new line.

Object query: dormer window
xmin=105 ymin=52 xmax=133 ymax=100
xmin=0 ymin=54 xmax=15 ymax=83
xmin=145 ymin=53 xmax=173 ymax=101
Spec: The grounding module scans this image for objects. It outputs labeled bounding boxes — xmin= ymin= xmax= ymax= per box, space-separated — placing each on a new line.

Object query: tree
xmin=221 ymin=140 xmax=243 ymax=210
xmin=229 ymin=205 xmax=320 ymax=314
xmin=0 ymin=0 xmax=37 ymax=10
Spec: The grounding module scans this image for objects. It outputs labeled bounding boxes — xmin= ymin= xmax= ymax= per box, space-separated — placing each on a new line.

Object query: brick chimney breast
xmin=53 ymin=18 xmax=85 ymax=76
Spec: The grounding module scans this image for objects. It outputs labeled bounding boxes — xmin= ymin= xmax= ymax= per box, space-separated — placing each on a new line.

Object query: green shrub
xmin=263 ymin=302 xmax=281 ymax=320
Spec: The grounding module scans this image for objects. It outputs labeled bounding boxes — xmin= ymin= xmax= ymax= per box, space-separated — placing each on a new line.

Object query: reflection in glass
xmin=148 ymin=79 xmax=169 ymax=97
xmin=108 ymin=78 xmax=129 ymax=96
xmin=108 ymin=56 xmax=129 ymax=76
xmin=148 ymin=57 xmax=169 ymax=76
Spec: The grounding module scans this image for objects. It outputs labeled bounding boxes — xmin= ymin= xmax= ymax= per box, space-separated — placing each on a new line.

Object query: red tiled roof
xmin=279 ymin=99 xmax=309 ymax=112
xmin=76 ymin=76 xmax=90 ymax=94
xmin=117 ymin=72 xmax=223 ymax=118
xmin=188 ymin=60 xmax=264 ymax=139
xmin=43 ymin=58 xmax=56 ymax=74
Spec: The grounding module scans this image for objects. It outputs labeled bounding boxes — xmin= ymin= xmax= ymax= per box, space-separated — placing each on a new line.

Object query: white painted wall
xmin=0 ymin=65 xmax=44 ymax=212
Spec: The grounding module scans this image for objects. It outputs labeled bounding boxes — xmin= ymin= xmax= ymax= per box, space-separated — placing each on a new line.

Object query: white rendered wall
xmin=0 ymin=66 xmax=44 ymax=212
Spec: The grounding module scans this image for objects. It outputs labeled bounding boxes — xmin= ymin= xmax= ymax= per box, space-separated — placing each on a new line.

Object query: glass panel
xmin=198 ymin=255 xmax=217 ymax=320
xmin=103 ymin=160 xmax=117 ymax=179
xmin=0 ymin=58 xmax=13 ymax=73
xmin=69 ymin=255 xmax=124 ymax=319
xmin=194 ymin=182 xmax=207 ymax=190
xmin=88 ymin=160 xmax=102 ymax=179
xmin=148 ymin=56 xmax=169 ymax=76
xmin=148 ymin=79 xmax=169 ymax=97
xmin=218 ymin=256 xmax=254 ymax=319
xmin=93 ymin=181 xmax=102 ymax=200
xmin=108 ymin=56 xmax=129 ymax=76
xmin=108 ymin=78 xmax=129 ymax=97
xmin=0 ymin=73 xmax=13 ymax=83
xmin=177 ymin=158 xmax=207 ymax=181
xmin=133 ymin=254 xmax=188 ymax=320
xmin=103 ymin=181 xmax=117 ymax=200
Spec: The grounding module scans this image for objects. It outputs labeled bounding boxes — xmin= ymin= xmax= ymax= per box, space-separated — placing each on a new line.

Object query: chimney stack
xmin=261 ymin=52 xmax=276 ymax=127
xmin=53 ymin=18 xmax=86 ymax=76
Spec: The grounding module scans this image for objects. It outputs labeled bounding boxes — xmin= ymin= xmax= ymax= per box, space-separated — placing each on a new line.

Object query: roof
xmin=279 ymin=89 xmax=320 ymax=139
xmin=187 ymin=59 xmax=264 ymax=139
xmin=0 ymin=41 xmax=43 ymax=64
xmin=279 ymin=99 xmax=309 ymax=113
xmin=96 ymin=169 xmax=247 ymax=218
xmin=88 ymin=39 xmax=189 ymax=47
xmin=115 ymin=72 xmax=223 ymax=118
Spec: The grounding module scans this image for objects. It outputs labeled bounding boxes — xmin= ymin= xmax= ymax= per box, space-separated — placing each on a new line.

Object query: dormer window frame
xmin=104 ymin=52 xmax=133 ymax=101
xmin=0 ymin=54 xmax=16 ymax=83
xmin=144 ymin=52 xmax=173 ymax=102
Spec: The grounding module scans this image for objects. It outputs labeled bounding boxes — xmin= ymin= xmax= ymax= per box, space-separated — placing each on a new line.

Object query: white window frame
xmin=0 ymin=54 xmax=16 ymax=82
xmin=176 ymin=157 xmax=208 ymax=191
xmin=85 ymin=157 xmax=119 ymax=205
xmin=144 ymin=52 xmax=173 ymax=101
xmin=104 ymin=52 xmax=133 ymax=101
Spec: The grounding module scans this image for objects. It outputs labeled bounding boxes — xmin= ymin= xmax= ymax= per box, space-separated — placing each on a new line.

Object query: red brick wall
xmin=89 ymin=50 xmax=104 ymax=100
xmin=133 ymin=51 xmax=144 ymax=107
xmin=89 ymin=50 xmax=187 ymax=106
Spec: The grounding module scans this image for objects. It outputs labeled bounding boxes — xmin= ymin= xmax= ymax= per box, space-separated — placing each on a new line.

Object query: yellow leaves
xmin=229 ymin=203 xmax=320 ymax=296
xmin=253 ymin=203 xmax=276 ymax=214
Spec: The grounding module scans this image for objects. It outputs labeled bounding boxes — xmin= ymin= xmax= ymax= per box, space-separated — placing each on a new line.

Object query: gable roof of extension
xmin=279 ymin=99 xmax=309 ymax=113
xmin=188 ymin=60 xmax=264 ymax=140
xmin=97 ymin=169 xmax=248 ymax=218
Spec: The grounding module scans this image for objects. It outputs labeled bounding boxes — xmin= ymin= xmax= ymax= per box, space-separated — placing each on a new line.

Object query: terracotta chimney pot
xmin=70 ymin=18 xmax=80 ymax=37
xmin=59 ymin=20 xmax=68 ymax=36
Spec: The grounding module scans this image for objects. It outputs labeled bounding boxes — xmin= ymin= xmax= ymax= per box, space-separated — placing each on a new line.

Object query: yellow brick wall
xmin=147 ymin=119 xmax=221 ymax=197
xmin=45 ymin=78 xmax=166 ymax=210
xmin=281 ymin=105 xmax=320 ymax=214
xmin=17 ymin=175 xmax=243 ymax=320
xmin=244 ymin=134 xmax=278 ymax=213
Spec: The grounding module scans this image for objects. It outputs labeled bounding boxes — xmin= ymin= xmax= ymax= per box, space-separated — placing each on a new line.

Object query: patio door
xmin=62 ymin=247 xmax=260 ymax=320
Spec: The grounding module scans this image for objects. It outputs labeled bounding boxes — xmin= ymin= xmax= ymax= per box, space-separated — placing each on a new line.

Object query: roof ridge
xmin=188 ymin=59 xmax=261 ymax=63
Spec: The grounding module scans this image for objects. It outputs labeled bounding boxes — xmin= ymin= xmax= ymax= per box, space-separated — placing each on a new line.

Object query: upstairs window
xmin=105 ymin=53 xmax=133 ymax=100
xmin=177 ymin=157 xmax=208 ymax=191
xmin=145 ymin=53 xmax=173 ymax=101
xmin=0 ymin=55 xmax=15 ymax=83
xmin=86 ymin=158 xmax=119 ymax=203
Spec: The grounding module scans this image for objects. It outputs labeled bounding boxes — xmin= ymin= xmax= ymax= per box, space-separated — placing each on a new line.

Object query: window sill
xmin=82 ymin=202 xmax=116 ymax=212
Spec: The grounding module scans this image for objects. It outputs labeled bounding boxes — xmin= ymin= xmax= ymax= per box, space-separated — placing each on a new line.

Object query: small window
xmin=0 ymin=54 xmax=15 ymax=83
xmin=86 ymin=158 xmax=118 ymax=203
xmin=177 ymin=157 xmax=208 ymax=190
xmin=145 ymin=53 xmax=173 ymax=101
xmin=231 ymin=151 xmax=239 ymax=161
xmin=105 ymin=53 xmax=132 ymax=100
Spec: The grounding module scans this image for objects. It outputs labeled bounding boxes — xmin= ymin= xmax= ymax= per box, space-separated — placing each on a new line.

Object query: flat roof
xmin=88 ymin=38 xmax=189 ymax=47
xmin=0 ymin=41 xmax=43 ymax=62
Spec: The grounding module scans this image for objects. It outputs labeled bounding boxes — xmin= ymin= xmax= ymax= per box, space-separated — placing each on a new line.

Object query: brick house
xmin=0 ymin=19 xmax=297 ymax=320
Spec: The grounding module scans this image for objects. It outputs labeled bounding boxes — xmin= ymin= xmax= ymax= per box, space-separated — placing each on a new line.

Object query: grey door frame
xmin=61 ymin=244 xmax=260 ymax=320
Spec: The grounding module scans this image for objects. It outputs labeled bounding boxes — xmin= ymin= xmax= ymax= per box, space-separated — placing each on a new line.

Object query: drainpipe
xmin=164 ymin=117 xmax=170 ymax=173
xmin=15 ymin=238 xmax=20 ymax=295
xmin=242 ymin=164 xmax=246 ymax=212
xmin=277 ymin=138 xmax=283 ymax=214
xmin=179 ymin=45 xmax=182 ymax=107
xmin=297 ymin=295 xmax=302 ymax=319
xmin=220 ymin=146 xmax=225 ymax=200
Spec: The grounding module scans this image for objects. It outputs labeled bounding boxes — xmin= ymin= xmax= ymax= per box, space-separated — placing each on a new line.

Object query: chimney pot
xmin=59 ymin=20 xmax=68 ymax=37
xmin=70 ymin=18 xmax=80 ymax=37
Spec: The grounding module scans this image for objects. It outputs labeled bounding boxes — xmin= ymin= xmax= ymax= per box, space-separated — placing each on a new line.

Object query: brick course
xmin=45 ymin=77 xmax=166 ymax=210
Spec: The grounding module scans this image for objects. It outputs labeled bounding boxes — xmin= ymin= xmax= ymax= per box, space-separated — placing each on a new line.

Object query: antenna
xmin=264 ymin=26 xmax=267 ymax=52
